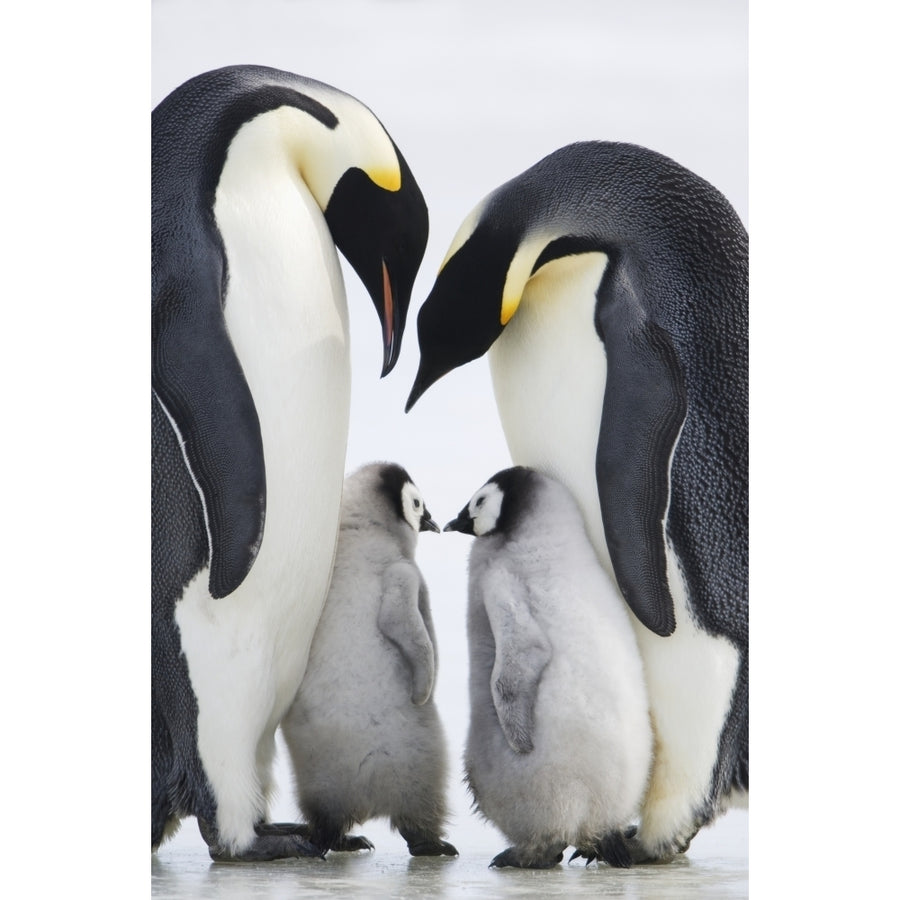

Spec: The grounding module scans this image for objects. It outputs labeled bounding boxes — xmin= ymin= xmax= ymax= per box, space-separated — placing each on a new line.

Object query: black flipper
xmin=153 ymin=268 xmax=266 ymax=600
xmin=594 ymin=257 xmax=687 ymax=637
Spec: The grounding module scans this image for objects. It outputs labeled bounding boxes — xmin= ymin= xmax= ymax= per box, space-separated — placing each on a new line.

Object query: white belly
xmin=172 ymin=117 xmax=351 ymax=848
xmin=490 ymin=251 xmax=740 ymax=851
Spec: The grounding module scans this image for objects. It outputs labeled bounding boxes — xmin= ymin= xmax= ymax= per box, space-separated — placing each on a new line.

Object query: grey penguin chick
xmin=281 ymin=462 xmax=458 ymax=858
xmin=445 ymin=466 xmax=653 ymax=869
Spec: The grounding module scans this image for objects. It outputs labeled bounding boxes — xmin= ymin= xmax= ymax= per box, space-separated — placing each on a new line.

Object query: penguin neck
xmin=206 ymin=95 xmax=400 ymax=214
xmin=497 ymin=484 xmax=585 ymax=554
xmin=489 ymin=251 xmax=614 ymax=575
xmin=340 ymin=505 xmax=416 ymax=559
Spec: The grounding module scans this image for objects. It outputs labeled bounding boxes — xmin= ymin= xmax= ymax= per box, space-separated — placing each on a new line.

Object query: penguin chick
xmin=281 ymin=463 xmax=458 ymax=858
xmin=445 ymin=466 xmax=652 ymax=869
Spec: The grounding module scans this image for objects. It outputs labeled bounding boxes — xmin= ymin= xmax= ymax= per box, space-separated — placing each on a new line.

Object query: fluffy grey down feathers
xmin=282 ymin=463 xmax=453 ymax=854
xmin=460 ymin=468 xmax=653 ymax=866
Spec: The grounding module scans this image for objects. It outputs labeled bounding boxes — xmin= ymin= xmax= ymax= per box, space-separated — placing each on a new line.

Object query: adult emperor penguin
xmin=151 ymin=65 xmax=428 ymax=861
xmin=407 ymin=141 xmax=748 ymax=862
xmin=445 ymin=467 xmax=652 ymax=869
xmin=281 ymin=463 xmax=457 ymax=858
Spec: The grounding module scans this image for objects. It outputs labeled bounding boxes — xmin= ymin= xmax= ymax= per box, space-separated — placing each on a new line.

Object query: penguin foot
xmin=294 ymin=824 xmax=374 ymax=854
xmin=209 ymin=834 xmax=325 ymax=863
xmin=254 ymin=821 xmax=311 ymax=837
xmin=332 ymin=833 xmax=375 ymax=852
xmin=623 ymin=824 xmax=697 ymax=864
xmin=198 ymin=818 xmax=325 ymax=862
xmin=490 ymin=846 xmax=564 ymax=869
xmin=397 ymin=824 xmax=457 ymax=857
xmin=569 ymin=832 xmax=633 ymax=868
xmin=406 ymin=838 xmax=458 ymax=857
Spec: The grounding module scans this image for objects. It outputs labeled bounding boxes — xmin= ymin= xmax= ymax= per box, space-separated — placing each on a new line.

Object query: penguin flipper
xmin=482 ymin=564 xmax=551 ymax=754
xmin=153 ymin=274 xmax=266 ymax=600
xmin=377 ymin=561 xmax=436 ymax=705
xmin=594 ymin=260 xmax=687 ymax=637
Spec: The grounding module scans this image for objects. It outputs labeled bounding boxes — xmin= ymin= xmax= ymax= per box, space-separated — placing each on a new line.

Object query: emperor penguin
xmin=281 ymin=463 xmax=457 ymax=858
xmin=445 ymin=466 xmax=652 ymax=869
xmin=407 ymin=141 xmax=748 ymax=862
xmin=151 ymin=66 xmax=428 ymax=861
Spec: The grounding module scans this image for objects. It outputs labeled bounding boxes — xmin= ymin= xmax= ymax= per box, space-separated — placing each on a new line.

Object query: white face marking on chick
xmin=401 ymin=481 xmax=427 ymax=531
xmin=469 ymin=483 xmax=504 ymax=536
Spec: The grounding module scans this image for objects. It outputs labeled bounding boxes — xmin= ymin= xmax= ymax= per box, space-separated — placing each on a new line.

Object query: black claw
xmin=337 ymin=833 xmax=375 ymax=852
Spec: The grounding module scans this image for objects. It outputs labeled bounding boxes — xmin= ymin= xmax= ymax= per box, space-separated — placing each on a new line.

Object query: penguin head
xmin=273 ymin=87 xmax=429 ymax=376
xmin=400 ymin=480 xmax=440 ymax=535
xmin=323 ymin=140 xmax=428 ymax=376
xmin=375 ymin=463 xmax=440 ymax=536
xmin=444 ymin=466 xmax=538 ymax=538
xmin=404 ymin=198 xmax=515 ymax=410
xmin=405 ymin=180 xmax=593 ymax=411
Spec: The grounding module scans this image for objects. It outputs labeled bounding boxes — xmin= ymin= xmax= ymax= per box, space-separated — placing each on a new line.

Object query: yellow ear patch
xmin=500 ymin=292 xmax=521 ymax=326
xmin=500 ymin=233 xmax=552 ymax=327
xmin=367 ymin=165 xmax=401 ymax=192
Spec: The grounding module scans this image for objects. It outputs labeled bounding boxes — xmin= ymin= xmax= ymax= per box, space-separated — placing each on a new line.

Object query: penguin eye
xmin=475 ymin=497 xmax=484 ymax=508
xmin=413 ymin=498 xmax=421 ymax=509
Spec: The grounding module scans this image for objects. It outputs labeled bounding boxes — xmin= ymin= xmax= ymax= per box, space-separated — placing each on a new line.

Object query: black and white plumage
xmin=408 ymin=142 xmax=748 ymax=861
xmin=445 ymin=467 xmax=652 ymax=869
xmin=281 ymin=463 xmax=457 ymax=858
xmin=151 ymin=66 xmax=428 ymax=860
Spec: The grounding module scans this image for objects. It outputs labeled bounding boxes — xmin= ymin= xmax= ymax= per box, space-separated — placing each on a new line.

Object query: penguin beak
xmin=380 ymin=260 xmax=400 ymax=377
xmin=443 ymin=508 xmax=475 ymax=535
xmin=405 ymin=359 xmax=443 ymax=413
xmin=420 ymin=507 xmax=440 ymax=533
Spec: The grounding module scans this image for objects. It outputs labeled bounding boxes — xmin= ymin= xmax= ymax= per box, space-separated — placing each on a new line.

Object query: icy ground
xmin=153 ymin=800 xmax=748 ymax=899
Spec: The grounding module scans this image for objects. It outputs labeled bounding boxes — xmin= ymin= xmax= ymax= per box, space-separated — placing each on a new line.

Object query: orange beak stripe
xmin=382 ymin=259 xmax=394 ymax=351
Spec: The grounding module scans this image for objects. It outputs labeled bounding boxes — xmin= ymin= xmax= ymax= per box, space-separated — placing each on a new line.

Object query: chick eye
xmin=413 ymin=499 xmax=421 ymax=509
xmin=475 ymin=497 xmax=484 ymax=508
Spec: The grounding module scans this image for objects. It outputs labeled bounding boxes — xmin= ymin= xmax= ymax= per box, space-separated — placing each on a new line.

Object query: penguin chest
xmin=490 ymin=251 xmax=613 ymax=574
xmin=175 ymin=135 xmax=351 ymax=726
